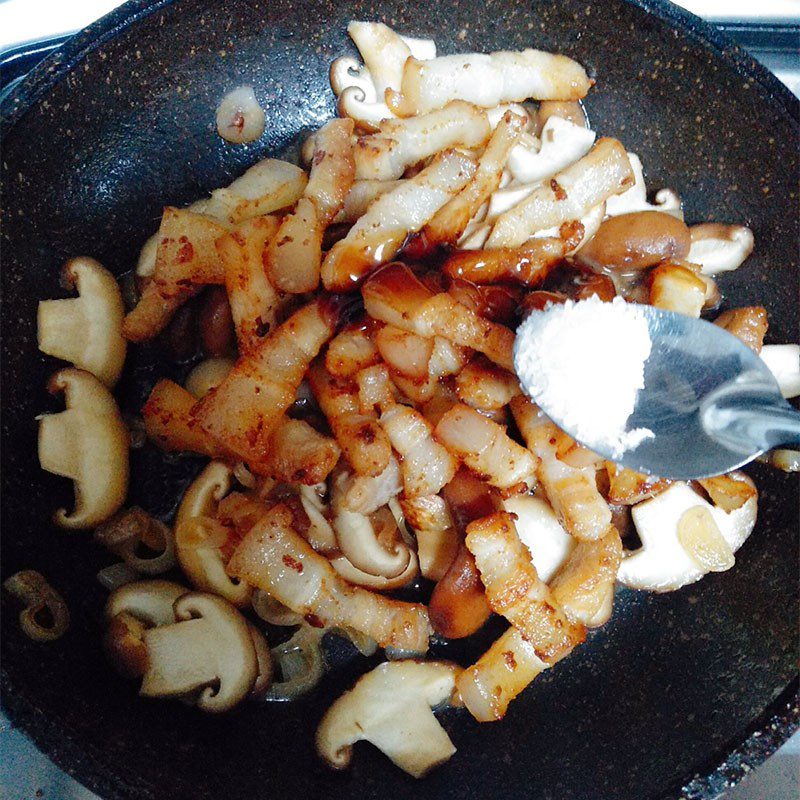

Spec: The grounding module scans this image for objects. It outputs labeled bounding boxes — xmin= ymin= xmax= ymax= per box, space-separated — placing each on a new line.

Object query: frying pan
xmin=1 ymin=1 xmax=798 ymax=798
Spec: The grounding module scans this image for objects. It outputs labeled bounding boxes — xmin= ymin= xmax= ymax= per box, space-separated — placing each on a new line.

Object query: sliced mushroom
xmin=686 ymin=224 xmax=754 ymax=275
xmin=329 ymin=550 xmax=420 ymax=591
xmin=105 ymin=579 xmax=187 ymax=625
xmin=95 ymin=507 xmax=176 ymax=575
xmin=605 ymin=153 xmax=683 ymax=219
xmin=38 ymin=368 xmax=129 ymax=529
xmin=263 ymin=623 xmax=327 ymax=702
xmin=140 ymin=591 xmax=257 ymax=712
xmin=331 ymin=482 xmax=411 ymax=578
xmin=617 ymin=477 xmax=757 ymax=592
xmin=316 ymin=660 xmax=460 ymax=778
xmin=506 ymin=116 xmax=596 ymax=185
xmin=174 ymin=461 xmax=253 ymax=607
xmin=297 ymin=484 xmax=339 ymax=555
xmin=103 ymin=579 xmax=188 ymax=678
xmin=37 ymin=257 xmax=127 ymax=387
xmin=247 ymin=623 xmax=274 ymax=700
xmin=3 ymin=570 xmax=70 ymax=642
xmin=760 ymin=344 xmax=800 ymax=399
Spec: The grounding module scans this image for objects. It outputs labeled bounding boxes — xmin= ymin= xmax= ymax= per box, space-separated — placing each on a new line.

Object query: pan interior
xmin=1 ymin=2 xmax=797 ymax=799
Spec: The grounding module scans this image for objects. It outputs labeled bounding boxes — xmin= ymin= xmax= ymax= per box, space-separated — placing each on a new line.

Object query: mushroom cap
xmin=105 ymin=579 xmax=188 ymax=626
xmin=247 ymin=623 xmax=274 ymax=700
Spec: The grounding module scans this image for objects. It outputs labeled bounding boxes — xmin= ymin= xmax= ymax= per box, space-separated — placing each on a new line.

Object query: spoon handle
xmin=706 ymin=399 xmax=800 ymax=454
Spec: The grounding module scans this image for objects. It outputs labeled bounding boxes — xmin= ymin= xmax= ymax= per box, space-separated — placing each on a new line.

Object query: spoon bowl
xmin=519 ymin=305 xmax=800 ymax=479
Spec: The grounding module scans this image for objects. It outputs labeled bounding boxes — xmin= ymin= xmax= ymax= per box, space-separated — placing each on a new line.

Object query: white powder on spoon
xmin=513 ymin=296 xmax=654 ymax=458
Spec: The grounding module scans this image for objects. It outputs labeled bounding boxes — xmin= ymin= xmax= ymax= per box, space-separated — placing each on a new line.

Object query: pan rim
xmin=1 ymin=1 xmax=797 ymax=798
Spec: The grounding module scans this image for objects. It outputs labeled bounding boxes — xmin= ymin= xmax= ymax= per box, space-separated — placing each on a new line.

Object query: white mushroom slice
xmin=247 ymin=623 xmax=273 ymax=700
xmin=215 ymin=86 xmax=266 ymax=144
xmin=316 ymin=660 xmax=460 ymax=778
xmin=298 ymin=484 xmax=339 ymax=555
xmin=687 ymin=224 xmax=755 ymax=275
xmin=388 ymin=49 xmax=591 ymax=116
xmin=103 ymin=579 xmax=187 ymax=678
xmin=336 ymin=85 xmax=394 ymax=131
xmin=330 ymin=57 xmax=377 ymax=102
xmin=618 ymin=479 xmax=757 ymax=592
xmin=502 ymin=494 xmax=575 ymax=582
xmin=322 ymin=150 xmax=476 ymax=290
xmin=140 ymin=592 xmax=257 ymax=712
xmin=760 ymin=344 xmax=800 ymax=399
xmin=38 ymin=368 xmax=129 ymax=529
xmin=38 ymin=257 xmax=126 ymax=387
xmin=227 ymin=503 xmax=430 ymax=652
xmin=605 ymin=153 xmax=683 ymax=219
xmin=354 ymin=102 xmax=491 ymax=181
xmin=330 ymin=26 xmax=436 ymax=129
xmin=329 ymin=53 xmax=392 ymax=131
xmin=174 ymin=461 xmax=253 ymax=607
xmin=105 ymin=579 xmax=188 ymax=626
xmin=506 ymin=117 xmax=596 ymax=185
xmin=330 ymin=550 xmax=420 ymax=591
xmin=331 ymin=472 xmax=412 ymax=578
xmin=487 ymin=138 xmax=634 ymax=249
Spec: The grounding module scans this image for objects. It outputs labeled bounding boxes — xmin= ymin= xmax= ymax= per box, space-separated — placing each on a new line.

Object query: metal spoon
xmin=516 ymin=305 xmax=800 ymax=479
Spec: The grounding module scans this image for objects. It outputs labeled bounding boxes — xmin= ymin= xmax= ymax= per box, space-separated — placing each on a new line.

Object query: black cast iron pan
xmin=1 ymin=1 xmax=798 ymax=798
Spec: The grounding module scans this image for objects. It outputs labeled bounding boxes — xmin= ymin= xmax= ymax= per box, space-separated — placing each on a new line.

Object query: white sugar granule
xmin=513 ymin=296 xmax=654 ymax=458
